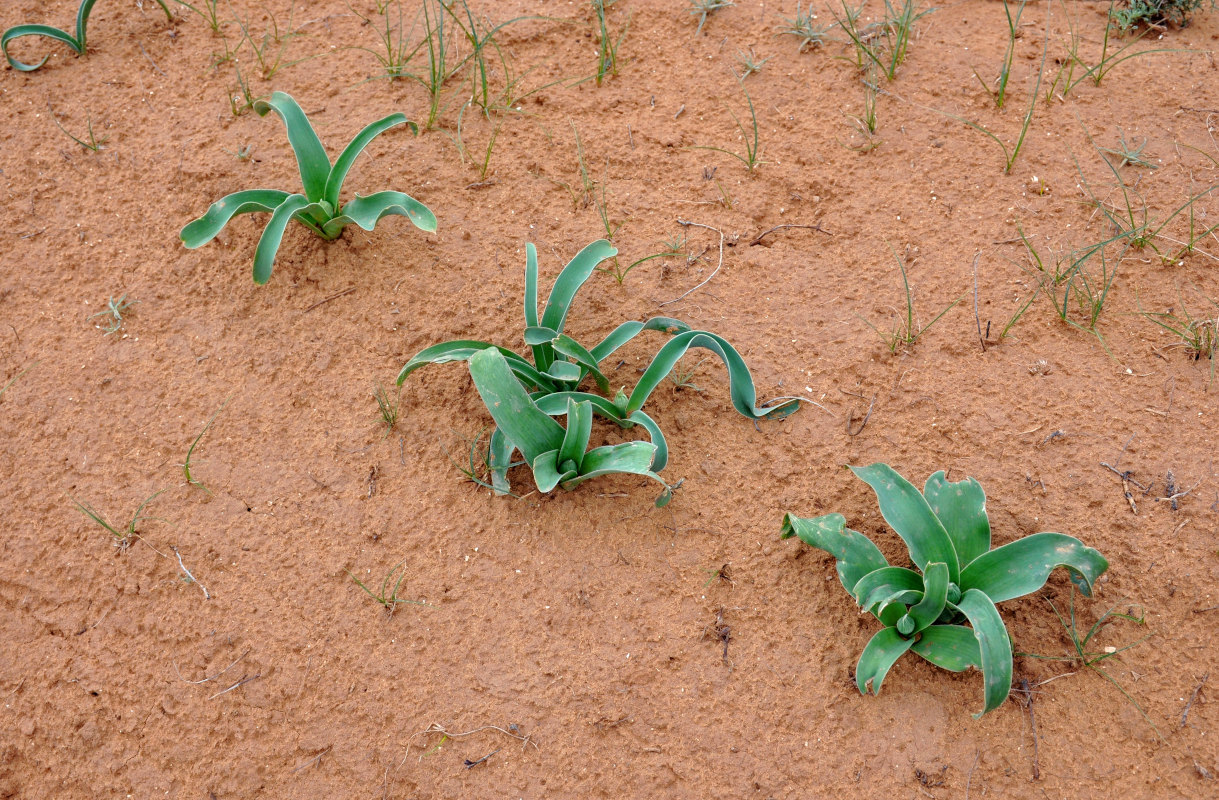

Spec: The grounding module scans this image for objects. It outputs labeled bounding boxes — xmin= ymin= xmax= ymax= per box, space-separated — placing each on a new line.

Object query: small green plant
xmin=1098 ymin=130 xmax=1158 ymax=169
xmin=89 ymin=294 xmax=138 ymax=335
xmin=350 ymin=0 xmax=412 ymax=80
xmin=598 ymin=238 xmax=686 ymax=285
xmin=50 ymin=111 xmax=108 ymax=152
xmin=831 ymin=0 xmax=933 ymax=80
xmin=72 ymin=491 xmax=166 ymax=550
xmin=228 ymin=0 xmax=304 ymax=81
xmin=782 ymin=463 xmax=1109 ymax=716
xmin=846 ymin=65 xmax=881 ymax=139
xmin=223 ymin=143 xmax=255 ymax=161
xmin=227 ymin=62 xmax=265 ymax=117
xmin=1139 ymin=291 xmax=1217 ymax=385
xmin=690 ymin=0 xmax=734 ymax=35
xmin=1063 ymin=2 xmax=1184 ymax=93
xmin=181 ymin=92 xmax=436 ymax=284
xmin=347 ymin=560 xmax=425 ymax=613
xmin=736 ymin=47 xmax=768 ymax=78
xmin=397 ymin=240 xmax=801 ymax=503
xmin=1017 ymin=225 xmax=1124 ymax=338
xmin=862 ymin=248 xmax=960 ymax=353
xmin=972 ymin=0 xmax=1026 ymax=109
xmin=592 ymin=0 xmax=628 ymax=85
xmin=182 ymin=396 xmax=230 ymax=493
xmin=374 ymin=382 xmax=401 ymax=435
xmin=690 ymin=76 xmax=764 ymax=173
xmin=1110 ymin=0 xmax=1213 ymax=30
xmin=174 ymin=0 xmax=223 ymax=34
xmin=2 ymin=0 xmax=172 ymax=71
xmin=779 ymin=3 xmax=831 ymax=52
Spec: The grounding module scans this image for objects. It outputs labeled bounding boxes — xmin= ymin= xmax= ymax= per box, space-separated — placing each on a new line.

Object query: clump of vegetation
xmin=783 ymin=464 xmax=1109 ymax=716
xmin=398 ymin=240 xmax=801 ymax=504
xmin=180 ymin=92 xmax=436 ymax=284
xmin=2 ymin=0 xmax=172 ymax=72
xmin=1111 ymin=0 xmax=1214 ymax=29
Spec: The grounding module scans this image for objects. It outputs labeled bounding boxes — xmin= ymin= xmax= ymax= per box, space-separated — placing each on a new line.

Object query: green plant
xmin=72 ymin=490 xmax=166 ymax=550
xmin=972 ymin=0 xmax=1026 ymax=109
xmin=598 ymin=238 xmax=686 ymax=285
xmin=397 ymin=240 xmax=801 ymax=503
xmin=862 ymin=247 xmax=960 ymax=353
xmin=690 ymin=76 xmax=764 ymax=173
xmin=846 ymin=65 xmax=881 ymax=138
xmin=2 ymin=0 xmax=172 ymax=71
xmin=51 ymin=111 xmax=108 ymax=152
xmin=174 ymin=0 xmax=223 ymax=34
xmin=228 ymin=0 xmax=304 ymax=80
xmin=1098 ymin=130 xmax=1158 ymax=169
xmin=1064 ymin=2 xmax=1184 ymax=92
xmin=736 ymin=48 xmax=768 ymax=77
xmin=0 ymin=362 xmax=38 ymax=403
xmin=180 ymin=92 xmax=436 ymax=284
xmin=1139 ymin=290 xmax=1217 ymax=385
xmin=782 ymin=463 xmax=1109 ymax=716
xmin=592 ymin=0 xmax=628 ymax=85
xmin=1017 ymin=225 xmax=1124 ymax=337
xmin=223 ymin=143 xmax=255 ymax=161
xmin=182 ymin=396 xmax=230 ymax=493
xmin=690 ymin=0 xmax=734 ymax=35
xmin=1111 ymin=0 xmax=1213 ymax=30
xmin=227 ymin=62 xmax=265 ymax=117
xmin=779 ymin=3 xmax=831 ymax=52
xmin=374 ymin=382 xmax=401 ymax=435
xmin=89 ymin=293 xmax=138 ymax=335
xmin=831 ymin=0 xmax=932 ymax=80
xmin=347 ymin=560 xmax=425 ymax=613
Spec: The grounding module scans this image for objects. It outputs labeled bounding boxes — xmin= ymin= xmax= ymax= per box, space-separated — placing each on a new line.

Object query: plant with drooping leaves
xmin=2 ymin=0 xmax=172 ymax=72
xmin=180 ymin=92 xmax=436 ymax=284
xmin=781 ymin=463 xmax=1109 ymax=716
xmin=397 ymin=239 xmax=800 ymax=503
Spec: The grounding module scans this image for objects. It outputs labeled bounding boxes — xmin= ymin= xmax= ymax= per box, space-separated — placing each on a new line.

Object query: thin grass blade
xmin=180 ymin=189 xmax=292 ymax=248
xmin=959 ymin=532 xmax=1109 ymax=602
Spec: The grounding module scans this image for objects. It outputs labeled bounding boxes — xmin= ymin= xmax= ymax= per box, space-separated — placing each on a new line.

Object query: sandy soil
xmin=1 ymin=0 xmax=1218 ymax=797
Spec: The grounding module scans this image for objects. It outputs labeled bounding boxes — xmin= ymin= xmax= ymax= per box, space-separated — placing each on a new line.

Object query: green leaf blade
xmin=396 ymin=341 xmax=554 ymax=393
xmin=849 ymin=463 xmax=961 ymax=583
xmin=539 ymin=240 xmax=617 ymax=334
xmin=324 ymin=112 xmax=410 ymax=209
xmin=252 ymin=194 xmax=309 ymax=284
xmin=781 ymin=513 xmax=890 ymax=594
xmin=856 ymin=627 xmax=915 ymax=696
xmin=959 ymin=532 xmax=1109 ymax=603
xmin=589 ymin=316 xmax=692 ymax=363
xmin=908 ymin=561 xmax=949 ymax=634
xmin=558 ymin=398 xmax=593 ymax=472
xmin=327 ymin=191 xmax=436 ymax=237
xmin=911 ymin=624 xmax=982 ymax=672
xmin=254 ymin=92 xmax=332 ymax=203
xmin=468 ymin=348 xmax=564 ymax=464
xmin=851 ymin=566 xmax=923 ymax=610
xmin=2 ymin=24 xmax=81 ymax=71
xmin=180 ymin=190 xmax=292 ymax=248
xmin=952 ymin=589 xmax=1013 ymax=716
xmin=924 ymin=471 xmax=991 ymax=568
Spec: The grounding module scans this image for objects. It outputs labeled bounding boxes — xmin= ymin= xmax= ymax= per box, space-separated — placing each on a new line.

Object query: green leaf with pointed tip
xmin=532 ymin=393 xmax=670 ymax=473
xmin=627 ymin=330 xmax=800 ymax=419
xmin=524 ymin=326 xmax=558 ymax=346
xmin=959 ymin=532 xmax=1109 ymax=603
xmin=909 ymin=562 xmax=949 ymax=635
xmin=323 ymin=113 xmax=412 ymax=209
xmin=851 ymin=566 xmax=923 ymax=608
xmin=552 ymin=335 xmax=611 ymax=393
xmin=323 ymin=191 xmax=436 ymax=238
xmin=781 ymin=513 xmax=890 ymax=594
xmin=924 ymin=471 xmax=991 ymax=569
xmin=396 ymin=341 xmax=556 ymax=393
xmin=524 ymin=244 xmax=545 ymax=370
xmin=254 ymin=92 xmax=331 ymax=203
xmin=2 ymin=24 xmax=81 ymax=71
xmin=531 ymin=449 xmax=575 ymax=493
xmin=252 ymin=194 xmax=309 ymax=284
xmin=488 ymin=426 xmax=513 ymax=495
xmin=589 ymin=317 xmax=692 ymax=362
xmin=856 ymin=627 xmax=915 ymax=696
xmin=911 ymin=625 xmax=981 ymax=672
xmin=180 ymin=190 xmax=293 ymax=248
xmin=468 ymin=348 xmax=564 ymax=464
xmin=558 ymin=398 xmax=593 ymax=472
xmin=952 ymin=589 xmax=1013 ymax=716
xmin=849 ymin=464 xmax=961 ymax=583
xmin=539 ymin=240 xmax=617 ymax=334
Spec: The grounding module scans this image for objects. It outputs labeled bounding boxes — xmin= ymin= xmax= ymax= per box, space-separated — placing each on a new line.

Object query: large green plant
xmin=398 ymin=239 xmax=800 ymax=502
xmin=782 ymin=463 xmax=1109 ymax=716
xmin=2 ymin=0 xmax=172 ymax=72
xmin=180 ymin=92 xmax=436 ymax=284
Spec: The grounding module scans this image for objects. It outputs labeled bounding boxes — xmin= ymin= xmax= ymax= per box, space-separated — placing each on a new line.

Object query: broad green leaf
xmin=851 ymin=566 xmax=923 ymax=608
xmin=323 ymin=112 xmax=412 ymax=209
xmin=546 ymin=360 xmax=581 ymax=382
xmin=850 ymin=464 xmax=961 ymax=583
xmin=952 ymin=589 xmax=1013 ymax=716
xmin=908 ymin=562 xmax=949 ymax=634
xmin=2 ymin=24 xmax=82 ymax=71
xmin=856 ymin=627 xmax=915 ymax=695
xmin=532 ymin=393 xmax=670 ymax=472
xmin=627 ymin=330 xmax=800 ymax=419
xmin=324 ymin=191 xmax=436 ymax=237
xmin=254 ymin=92 xmax=331 ymax=203
xmin=551 ymin=335 xmax=611 ymax=393
xmin=626 ymin=410 xmax=668 ymax=472
xmin=875 ymin=590 xmax=923 ymax=627
xmin=589 ymin=317 xmax=692 ymax=362
xmin=911 ymin=625 xmax=981 ymax=672
xmin=558 ymin=398 xmax=592 ymax=472
xmin=531 ymin=449 xmax=575 ymax=493
xmin=488 ymin=426 xmax=513 ymax=495
xmin=74 ymin=0 xmax=99 ymax=47
xmin=781 ymin=513 xmax=890 ymax=594
xmin=924 ymin=471 xmax=991 ymax=568
xmin=468 ymin=348 xmax=564 ymax=464
xmin=180 ymin=189 xmax=292 ymax=248
xmin=252 ymin=194 xmax=309 ymax=284
xmin=959 ymin=532 xmax=1109 ymax=603
xmin=554 ymin=441 xmax=669 ymax=505
xmin=539 ymin=240 xmax=617 ymax=334
xmin=396 ymin=341 xmax=556 ymax=393
xmin=523 ymin=326 xmax=558 ymax=346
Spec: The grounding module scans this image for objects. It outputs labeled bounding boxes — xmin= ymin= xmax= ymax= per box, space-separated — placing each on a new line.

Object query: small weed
xmin=182 ymin=397 xmax=231 ymax=493
xmin=689 ymin=75 xmax=764 ymax=173
xmin=71 ymin=491 xmax=165 ymax=550
xmin=846 ymin=64 xmax=881 ymax=137
xmin=223 ymin=143 xmax=255 ymax=161
xmin=374 ymin=382 xmax=402 ymax=435
xmin=347 ymin=560 xmax=425 ymax=614
xmin=972 ymin=0 xmax=1026 ymax=109
xmin=1017 ymin=225 xmax=1124 ymax=339
xmin=443 ymin=427 xmax=513 ymax=493
xmin=832 ymin=0 xmax=933 ymax=80
xmin=1139 ymin=290 xmax=1217 ymax=385
xmin=1110 ymin=0 xmax=1213 ymax=31
xmin=349 ymin=0 xmax=412 ymax=80
xmin=228 ymin=62 xmax=264 ymax=117
xmin=50 ymin=109 xmax=108 ymax=152
xmin=778 ymin=3 xmax=831 ymax=52
xmin=862 ymin=247 xmax=961 ymax=353
xmin=228 ymin=0 xmax=303 ymax=80
xmin=669 ymin=357 xmax=706 ymax=392
xmin=1098 ymin=130 xmax=1158 ymax=169
xmin=690 ymin=0 xmax=734 ymax=36
xmin=174 ymin=0 xmax=224 ymax=34
xmin=1064 ymin=2 xmax=1185 ymax=93
xmin=592 ymin=0 xmax=629 ymax=86
xmin=89 ymin=294 xmax=138 ymax=335
xmin=736 ymin=47 xmax=769 ymax=78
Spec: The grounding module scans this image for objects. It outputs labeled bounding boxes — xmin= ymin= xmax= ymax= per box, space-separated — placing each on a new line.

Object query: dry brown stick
xmin=1180 ymin=672 xmax=1209 ymax=728
xmin=291 ymin=745 xmax=332 ymax=773
xmin=748 ymin=222 xmax=833 ymax=245
xmin=971 ymin=252 xmax=985 ymax=352
xmin=304 ymin=286 xmax=356 ymax=312
xmin=1015 ymin=679 xmax=1040 ymax=781
xmin=208 ymin=672 xmax=260 ymax=700
xmin=173 ymin=649 xmax=250 ymax=684
xmin=660 ymin=220 xmax=724 ymax=306
xmin=846 ymin=394 xmax=876 ymax=436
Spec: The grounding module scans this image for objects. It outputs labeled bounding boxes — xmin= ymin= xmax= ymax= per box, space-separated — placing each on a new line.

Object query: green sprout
xmin=180 ymin=92 xmax=437 ymax=284
xmin=782 ymin=464 xmax=1109 ymax=716
xmin=398 ymin=240 xmax=801 ymax=504
xmin=89 ymin=294 xmax=138 ymax=335
xmin=72 ymin=490 xmax=166 ymax=550
xmin=2 ymin=0 xmax=173 ymax=71
xmin=690 ymin=0 xmax=734 ymax=36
